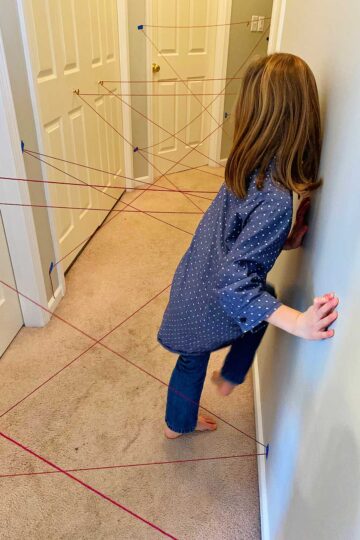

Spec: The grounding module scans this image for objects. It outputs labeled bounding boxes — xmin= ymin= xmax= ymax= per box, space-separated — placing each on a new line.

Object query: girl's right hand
xmin=294 ymin=293 xmax=339 ymax=340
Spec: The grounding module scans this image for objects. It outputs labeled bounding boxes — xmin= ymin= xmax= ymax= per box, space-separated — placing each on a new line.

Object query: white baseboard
xmin=126 ymin=174 xmax=152 ymax=192
xmin=23 ymin=284 xmax=63 ymax=327
xmin=253 ymin=355 xmax=270 ymax=540
xmin=219 ymin=157 xmax=227 ymax=166
xmin=47 ymin=284 xmax=63 ymax=316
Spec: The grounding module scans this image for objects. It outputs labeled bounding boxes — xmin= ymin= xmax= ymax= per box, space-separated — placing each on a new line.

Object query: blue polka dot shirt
xmin=158 ymin=170 xmax=293 ymax=355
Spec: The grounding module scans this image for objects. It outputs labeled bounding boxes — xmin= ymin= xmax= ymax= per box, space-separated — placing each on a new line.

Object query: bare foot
xmin=164 ymin=415 xmax=217 ymax=439
xmin=211 ymin=370 xmax=236 ymax=396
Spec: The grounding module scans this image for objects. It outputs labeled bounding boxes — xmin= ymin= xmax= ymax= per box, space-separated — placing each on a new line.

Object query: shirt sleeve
xmin=216 ymin=195 xmax=293 ymax=333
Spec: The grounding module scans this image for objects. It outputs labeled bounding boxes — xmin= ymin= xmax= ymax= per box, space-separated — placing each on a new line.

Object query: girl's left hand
xmin=283 ymin=197 xmax=311 ymax=250
xmin=294 ymin=293 xmax=339 ymax=340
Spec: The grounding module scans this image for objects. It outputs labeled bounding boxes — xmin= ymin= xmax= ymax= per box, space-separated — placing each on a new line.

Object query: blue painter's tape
xmin=266 ymin=443 xmax=270 ymax=460
xmin=133 ymin=146 xmax=139 ymax=153
xmin=21 ymin=140 xmax=25 ymax=153
xmin=137 ymin=24 xmax=144 ymax=30
xmin=49 ymin=261 xmax=54 ymax=274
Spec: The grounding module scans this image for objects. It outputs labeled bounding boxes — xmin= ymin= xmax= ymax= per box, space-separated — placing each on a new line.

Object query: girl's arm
xmin=217 ymin=197 xmax=293 ymax=334
xmin=217 ymin=193 xmax=339 ymax=340
xmin=267 ymin=292 xmax=338 ymax=339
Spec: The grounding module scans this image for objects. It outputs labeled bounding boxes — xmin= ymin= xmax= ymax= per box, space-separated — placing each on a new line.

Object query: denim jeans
xmin=165 ymin=321 xmax=268 ymax=434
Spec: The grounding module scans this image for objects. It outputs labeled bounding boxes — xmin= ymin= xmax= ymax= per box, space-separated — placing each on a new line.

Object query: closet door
xmin=20 ymin=0 xmax=125 ymax=269
xmin=151 ymin=0 xmax=218 ymax=173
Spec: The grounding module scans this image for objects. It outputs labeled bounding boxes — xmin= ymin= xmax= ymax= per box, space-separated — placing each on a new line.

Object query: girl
xmin=157 ymin=53 xmax=339 ymax=439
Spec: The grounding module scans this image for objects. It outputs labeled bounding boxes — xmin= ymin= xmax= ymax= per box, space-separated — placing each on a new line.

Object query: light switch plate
xmin=251 ymin=15 xmax=259 ymax=32
xmin=258 ymin=16 xmax=265 ymax=32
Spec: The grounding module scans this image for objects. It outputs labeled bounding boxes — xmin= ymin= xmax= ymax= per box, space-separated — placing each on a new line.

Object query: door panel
xmin=151 ymin=0 xmax=218 ymax=174
xmin=0 ymin=215 xmax=23 ymax=356
xmin=21 ymin=0 xmax=125 ymax=270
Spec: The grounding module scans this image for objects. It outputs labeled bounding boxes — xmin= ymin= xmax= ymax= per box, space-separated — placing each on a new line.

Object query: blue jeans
xmin=165 ymin=322 xmax=268 ymax=434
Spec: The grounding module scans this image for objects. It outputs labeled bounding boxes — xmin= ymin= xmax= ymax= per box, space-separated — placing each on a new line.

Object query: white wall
xmin=127 ymin=0 xmax=149 ymax=179
xmin=256 ymin=1 xmax=360 ymax=538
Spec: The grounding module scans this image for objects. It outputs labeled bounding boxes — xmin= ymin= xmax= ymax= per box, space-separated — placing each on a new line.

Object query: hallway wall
xmin=220 ymin=0 xmax=273 ymax=160
xmin=127 ymin=0 xmax=149 ymax=179
xmin=256 ymin=1 xmax=360 ymax=538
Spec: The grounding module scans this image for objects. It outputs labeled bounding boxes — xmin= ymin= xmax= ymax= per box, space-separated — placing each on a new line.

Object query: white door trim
xmin=16 ymin=0 xmax=66 ymax=299
xmin=0 ymin=29 xmax=50 ymax=327
xmin=145 ymin=0 xmax=154 ymax=182
xmin=208 ymin=0 xmax=232 ymax=167
xmin=268 ymin=0 xmax=287 ymax=53
xmin=117 ymin=0 xmax=135 ymax=190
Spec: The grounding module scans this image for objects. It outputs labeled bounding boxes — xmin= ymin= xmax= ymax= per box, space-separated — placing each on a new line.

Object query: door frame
xmin=208 ymin=0 xmax=233 ymax=166
xmin=268 ymin=0 xmax=287 ymax=53
xmin=0 ymin=28 xmax=50 ymax=327
xmin=117 ymin=0 xmax=135 ymax=189
xmin=141 ymin=0 xmax=155 ymax=183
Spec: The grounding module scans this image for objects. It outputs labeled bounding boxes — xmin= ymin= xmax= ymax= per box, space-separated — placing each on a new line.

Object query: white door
xmin=20 ymin=0 xmax=125 ymax=270
xmin=149 ymin=0 xmax=219 ymax=174
xmin=0 ymin=214 xmax=23 ymax=356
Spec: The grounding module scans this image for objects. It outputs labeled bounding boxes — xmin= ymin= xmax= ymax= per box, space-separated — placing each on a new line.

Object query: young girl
xmin=157 ymin=53 xmax=339 ymax=439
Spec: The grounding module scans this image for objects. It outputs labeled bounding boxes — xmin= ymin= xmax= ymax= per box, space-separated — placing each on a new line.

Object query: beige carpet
xmin=0 ymin=168 xmax=261 ymax=539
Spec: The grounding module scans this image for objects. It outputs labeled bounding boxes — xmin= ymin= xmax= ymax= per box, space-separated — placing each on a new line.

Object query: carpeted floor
xmin=0 ymin=167 xmax=261 ymax=539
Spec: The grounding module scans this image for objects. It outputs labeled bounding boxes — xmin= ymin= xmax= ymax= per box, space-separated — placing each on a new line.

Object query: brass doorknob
xmin=152 ymin=63 xmax=160 ymax=73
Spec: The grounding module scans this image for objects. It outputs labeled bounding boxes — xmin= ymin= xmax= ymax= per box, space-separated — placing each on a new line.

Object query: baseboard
xmin=126 ymin=175 xmax=152 ymax=191
xmin=219 ymin=157 xmax=227 ymax=166
xmin=47 ymin=284 xmax=63 ymax=315
xmin=253 ymin=355 xmax=270 ymax=540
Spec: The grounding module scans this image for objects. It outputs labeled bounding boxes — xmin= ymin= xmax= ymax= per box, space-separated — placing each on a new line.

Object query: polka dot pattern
xmin=158 ymin=169 xmax=293 ymax=355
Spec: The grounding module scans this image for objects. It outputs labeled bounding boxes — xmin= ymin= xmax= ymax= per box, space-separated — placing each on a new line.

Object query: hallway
xmin=0 ymin=168 xmax=261 ymax=539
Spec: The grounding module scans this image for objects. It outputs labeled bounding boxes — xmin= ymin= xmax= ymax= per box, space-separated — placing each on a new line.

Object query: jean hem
xmin=165 ymin=418 xmax=197 ymax=434
xmin=220 ymin=371 xmax=245 ymax=386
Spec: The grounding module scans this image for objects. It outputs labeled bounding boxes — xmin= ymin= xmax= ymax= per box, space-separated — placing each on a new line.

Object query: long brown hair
xmin=225 ymin=53 xmax=322 ymax=198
